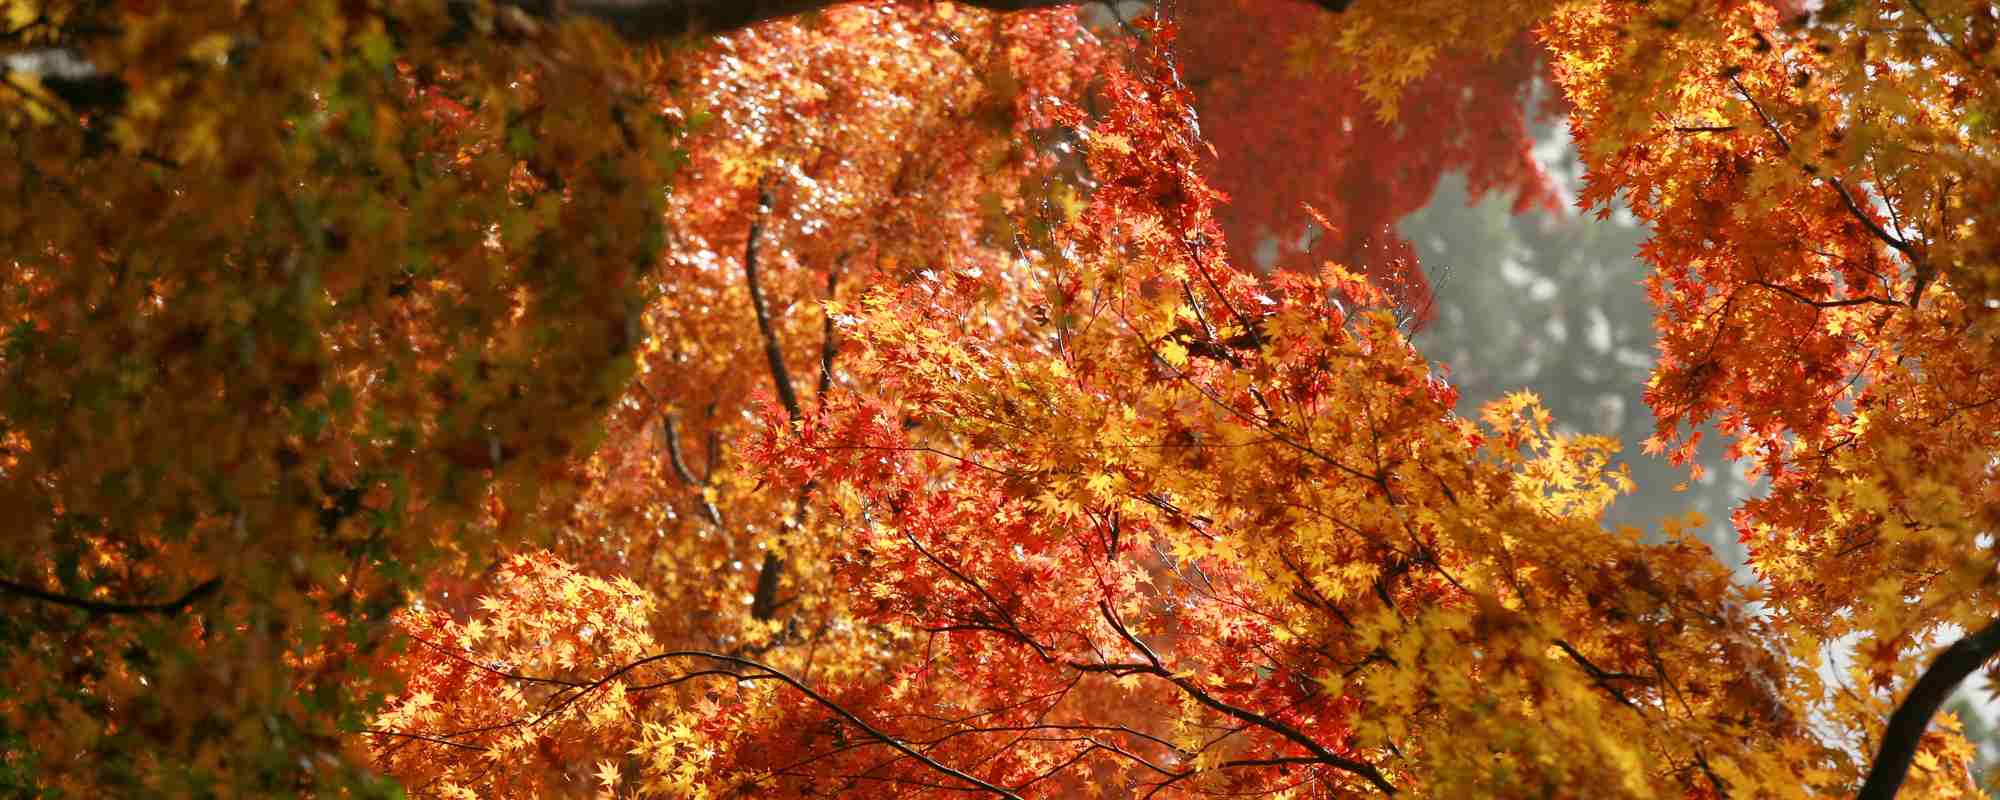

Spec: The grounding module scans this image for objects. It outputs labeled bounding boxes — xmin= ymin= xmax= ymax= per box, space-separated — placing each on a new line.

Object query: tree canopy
xmin=3 ymin=0 xmax=1998 ymax=797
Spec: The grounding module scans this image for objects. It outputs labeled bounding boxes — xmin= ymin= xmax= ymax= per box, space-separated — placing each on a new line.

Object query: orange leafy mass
xmin=2 ymin=1 xmax=1997 ymax=798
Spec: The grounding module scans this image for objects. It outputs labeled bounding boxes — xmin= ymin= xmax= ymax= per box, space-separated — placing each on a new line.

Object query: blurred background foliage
xmin=1404 ymin=143 xmax=1753 ymax=568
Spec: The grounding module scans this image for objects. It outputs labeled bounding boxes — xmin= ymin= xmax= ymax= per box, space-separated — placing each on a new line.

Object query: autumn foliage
xmin=1178 ymin=0 xmax=1563 ymax=319
xmin=3 ymin=0 xmax=1999 ymax=798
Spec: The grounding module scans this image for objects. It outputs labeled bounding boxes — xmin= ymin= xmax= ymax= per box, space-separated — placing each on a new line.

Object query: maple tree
xmin=3 ymin=0 xmax=1999 ymax=798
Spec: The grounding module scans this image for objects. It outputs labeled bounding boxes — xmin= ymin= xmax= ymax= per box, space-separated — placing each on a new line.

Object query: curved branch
xmin=706 ymin=651 xmax=1025 ymax=799
xmin=1857 ymin=619 xmax=2000 ymax=800
xmin=1084 ymin=603 xmax=1397 ymax=795
xmin=0 ymin=575 xmax=220 ymax=617
xmin=499 ymin=649 xmax=1025 ymax=799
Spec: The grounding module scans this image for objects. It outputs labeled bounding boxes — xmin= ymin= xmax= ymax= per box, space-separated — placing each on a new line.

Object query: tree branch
xmin=473 ymin=648 xmax=1027 ymax=799
xmin=11 ymin=0 xmax=1362 ymax=122
xmin=1746 ymin=280 xmax=1901 ymax=310
xmin=1857 ymin=619 xmax=2000 ymax=800
xmin=742 ymin=183 xmax=799 ymax=622
xmin=0 ymin=575 xmax=220 ymax=617
xmin=744 ymin=185 xmax=801 ymax=423
xmin=364 ymin=727 xmax=491 ymax=752
xmin=662 ymin=413 xmax=726 ymax=526
xmin=815 ymin=263 xmax=841 ymax=407
xmin=1084 ymin=602 xmax=1397 ymax=795
xmin=525 ymin=0 xmax=1354 ymax=42
xmin=551 ymin=0 xmax=1075 ymax=41
xmin=1728 ymin=77 xmax=1928 ymax=302
xmin=1552 ymin=639 xmax=1649 ymax=712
